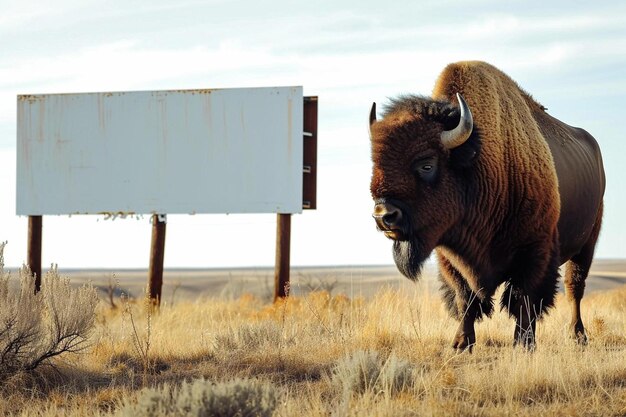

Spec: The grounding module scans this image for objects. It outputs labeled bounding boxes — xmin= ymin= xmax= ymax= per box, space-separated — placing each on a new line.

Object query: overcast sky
xmin=1 ymin=0 xmax=625 ymax=268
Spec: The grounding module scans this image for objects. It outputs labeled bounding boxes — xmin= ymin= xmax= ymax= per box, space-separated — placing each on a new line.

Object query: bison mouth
xmin=374 ymin=216 xmax=409 ymax=241
xmin=383 ymin=230 xmax=408 ymax=241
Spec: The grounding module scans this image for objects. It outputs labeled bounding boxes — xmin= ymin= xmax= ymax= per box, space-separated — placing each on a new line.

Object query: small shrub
xmin=0 ymin=243 xmax=99 ymax=378
xmin=118 ymin=377 xmax=279 ymax=417
xmin=331 ymin=350 xmax=415 ymax=397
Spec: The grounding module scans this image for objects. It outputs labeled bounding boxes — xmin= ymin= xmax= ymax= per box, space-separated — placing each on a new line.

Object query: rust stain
xmin=160 ymin=95 xmax=168 ymax=147
xmin=172 ymin=88 xmax=219 ymax=95
xmin=98 ymin=211 xmax=137 ymax=220
xmin=38 ymin=100 xmax=45 ymax=143
xmin=18 ymin=94 xmax=44 ymax=103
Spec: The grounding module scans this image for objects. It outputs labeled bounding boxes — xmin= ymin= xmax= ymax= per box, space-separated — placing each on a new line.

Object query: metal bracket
xmin=152 ymin=213 xmax=167 ymax=224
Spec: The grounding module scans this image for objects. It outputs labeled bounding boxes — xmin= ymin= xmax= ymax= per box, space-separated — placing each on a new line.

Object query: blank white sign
xmin=17 ymin=87 xmax=303 ymax=215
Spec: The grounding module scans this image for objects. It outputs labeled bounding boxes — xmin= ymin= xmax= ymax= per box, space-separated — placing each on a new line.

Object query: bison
xmin=369 ymin=61 xmax=605 ymax=350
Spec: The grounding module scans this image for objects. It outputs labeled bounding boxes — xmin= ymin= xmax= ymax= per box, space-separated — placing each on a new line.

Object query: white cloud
xmin=464 ymin=14 xmax=610 ymax=38
xmin=0 ymin=40 xmax=277 ymax=90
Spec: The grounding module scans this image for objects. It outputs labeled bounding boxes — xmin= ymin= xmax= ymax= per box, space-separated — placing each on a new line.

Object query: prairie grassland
xmin=1 ymin=280 xmax=626 ymax=416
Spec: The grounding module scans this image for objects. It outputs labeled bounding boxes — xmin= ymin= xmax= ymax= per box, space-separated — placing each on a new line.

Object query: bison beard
xmin=392 ymin=238 xmax=427 ymax=281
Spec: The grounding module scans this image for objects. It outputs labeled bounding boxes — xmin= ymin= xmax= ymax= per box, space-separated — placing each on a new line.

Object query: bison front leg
xmin=512 ymin=296 xmax=538 ymax=349
xmin=438 ymin=255 xmax=493 ymax=352
xmin=452 ymin=299 xmax=479 ymax=352
xmin=502 ymin=242 xmax=560 ymax=350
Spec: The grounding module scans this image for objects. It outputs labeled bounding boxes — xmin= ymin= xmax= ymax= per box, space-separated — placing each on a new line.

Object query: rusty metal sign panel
xmin=17 ymin=87 xmax=303 ymax=215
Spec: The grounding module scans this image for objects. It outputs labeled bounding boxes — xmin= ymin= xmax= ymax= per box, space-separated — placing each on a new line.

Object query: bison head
xmin=369 ymin=94 xmax=480 ymax=280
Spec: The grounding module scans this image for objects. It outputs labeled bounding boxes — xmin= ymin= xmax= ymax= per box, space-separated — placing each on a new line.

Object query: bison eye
xmin=412 ymin=156 xmax=438 ymax=184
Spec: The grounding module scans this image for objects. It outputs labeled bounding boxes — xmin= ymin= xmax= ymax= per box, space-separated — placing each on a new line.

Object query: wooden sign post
xmin=148 ymin=214 xmax=167 ymax=306
xmin=27 ymin=215 xmax=42 ymax=292
xmin=274 ymin=213 xmax=291 ymax=301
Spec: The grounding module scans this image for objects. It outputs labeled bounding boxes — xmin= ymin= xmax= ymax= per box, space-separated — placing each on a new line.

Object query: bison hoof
xmin=571 ymin=323 xmax=588 ymax=345
xmin=575 ymin=332 xmax=588 ymax=346
xmin=452 ymin=333 xmax=475 ymax=353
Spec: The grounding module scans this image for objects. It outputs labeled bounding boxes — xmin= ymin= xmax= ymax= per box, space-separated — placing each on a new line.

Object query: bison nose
xmin=373 ymin=203 xmax=403 ymax=230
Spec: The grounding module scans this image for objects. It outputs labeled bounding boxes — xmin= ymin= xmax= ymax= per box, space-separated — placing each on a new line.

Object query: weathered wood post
xmin=148 ymin=214 xmax=167 ymax=306
xmin=27 ymin=215 xmax=43 ymax=292
xmin=274 ymin=213 xmax=291 ymax=301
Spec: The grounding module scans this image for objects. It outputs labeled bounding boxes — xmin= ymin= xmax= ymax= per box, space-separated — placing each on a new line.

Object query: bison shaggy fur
xmin=369 ymin=61 xmax=605 ymax=350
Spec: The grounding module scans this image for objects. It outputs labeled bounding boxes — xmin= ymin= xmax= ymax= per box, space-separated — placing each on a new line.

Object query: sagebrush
xmin=118 ymin=377 xmax=279 ymax=417
xmin=0 ymin=242 xmax=99 ymax=379
xmin=331 ymin=350 xmax=415 ymax=397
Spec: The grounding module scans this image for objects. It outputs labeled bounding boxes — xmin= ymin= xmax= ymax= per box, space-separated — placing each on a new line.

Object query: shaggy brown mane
xmin=383 ymin=96 xmax=454 ymax=124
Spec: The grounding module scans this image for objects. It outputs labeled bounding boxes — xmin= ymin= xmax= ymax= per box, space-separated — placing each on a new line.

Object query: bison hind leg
xmin=564 ymin=260 xmax=589 ymax=344
xmin=564 ymin=203 xmax=603 ymax=345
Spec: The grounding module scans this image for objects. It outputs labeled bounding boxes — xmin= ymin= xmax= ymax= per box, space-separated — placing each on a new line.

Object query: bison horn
xmin=441 ymin=93 xmax=473 ymax=149
xmin=369 ymin=102 xmax=377 ymax=126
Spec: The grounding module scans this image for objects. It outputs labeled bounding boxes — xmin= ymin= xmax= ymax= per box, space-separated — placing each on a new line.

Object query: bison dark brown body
xmin=369 ymin=61 xmax=605 ymax=350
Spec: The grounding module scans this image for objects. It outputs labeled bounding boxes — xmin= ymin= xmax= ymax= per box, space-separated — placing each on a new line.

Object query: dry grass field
xmin=1 ymin=259 xmax=626 ymax=416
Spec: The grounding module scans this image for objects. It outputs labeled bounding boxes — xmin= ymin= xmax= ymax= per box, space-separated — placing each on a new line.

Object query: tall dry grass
xmin=1 ymin=273 xmax=625 ymax=416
